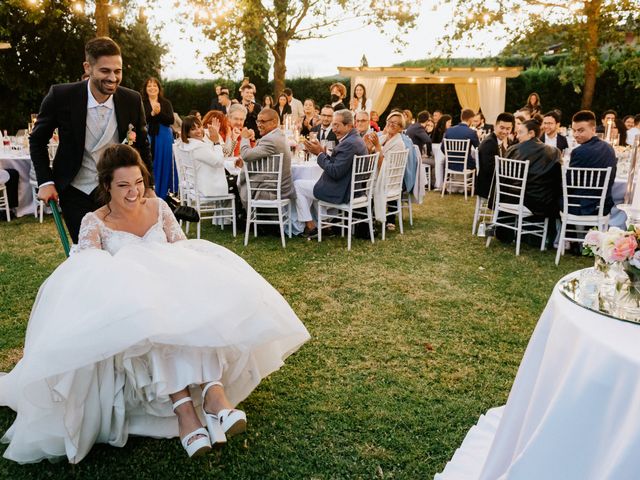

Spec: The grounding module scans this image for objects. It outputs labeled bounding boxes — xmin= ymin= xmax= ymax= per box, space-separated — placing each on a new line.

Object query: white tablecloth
xmin=0 ymin=150 xmax=35 ymax=217
xmin=436 ymin=270 xmax=640 ymax=480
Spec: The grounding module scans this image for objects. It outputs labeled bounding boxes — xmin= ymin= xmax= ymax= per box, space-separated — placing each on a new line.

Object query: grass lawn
xmin=0 ymin=191 xmax=591 ymax=479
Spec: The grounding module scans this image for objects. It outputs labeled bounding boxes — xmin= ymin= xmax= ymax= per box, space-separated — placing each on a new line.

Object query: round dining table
xmin=436 ymin=269 xmax=640 ymax=480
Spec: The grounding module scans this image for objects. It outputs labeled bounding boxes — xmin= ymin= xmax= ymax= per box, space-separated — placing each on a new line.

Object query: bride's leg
xmin=170 ymin=388 xmax=207 ymax=445
xmin=201 ymin=383 xmax=233 ymax=414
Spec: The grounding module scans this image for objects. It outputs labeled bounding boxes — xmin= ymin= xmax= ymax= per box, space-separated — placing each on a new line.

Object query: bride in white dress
xmin=0 ymin=144 xmax=310 ymax=464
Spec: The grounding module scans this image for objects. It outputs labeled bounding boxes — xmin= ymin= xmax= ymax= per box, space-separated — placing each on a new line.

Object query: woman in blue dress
xmin=142 ymin=77 xmax=176 ymax=199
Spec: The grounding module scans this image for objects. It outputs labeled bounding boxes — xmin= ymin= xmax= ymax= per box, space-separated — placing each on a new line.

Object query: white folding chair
xmin=471 ymin=151 xmax=493 ymax=236
xmin=441 ymin=138 xmax=474 ymax=200
xmin=244 ymin=154 xmax=291 ymax=248
xmin=317 ymin=153 xmax=379 ymax=251
xmin=381 ymin=150 xmax=409 ymax=240
xmin=0 ymin=181 xmax=10 ymax=222
xmin=555 ymin=166 xmax=612 ymax=265
xmin=424 ymin=164 xmax=432 ymax=192
xmin=486 ymin=156 xmax=549 ymax=256
xmin=180 ymin=149 xmax=236 ymax=240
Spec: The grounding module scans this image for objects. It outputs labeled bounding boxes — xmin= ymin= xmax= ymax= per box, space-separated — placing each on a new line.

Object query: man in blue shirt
xmin=441 ymin=108 xmax=480 ymax=170
xmin=569 ymin=110 xmax=617 ymax=215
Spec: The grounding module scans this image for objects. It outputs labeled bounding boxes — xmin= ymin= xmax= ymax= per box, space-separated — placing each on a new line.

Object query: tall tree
xmin=435 ymin=0 xmax=640 ymax=109
xmin=194 ymin=0 xmax=417 ymax=96
xmin=0 ymin=1 xmax=166 ymax=130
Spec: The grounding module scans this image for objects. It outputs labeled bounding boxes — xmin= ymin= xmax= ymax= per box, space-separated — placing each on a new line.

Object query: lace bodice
xmin=75 ymin=199 xmax=187 ymax=255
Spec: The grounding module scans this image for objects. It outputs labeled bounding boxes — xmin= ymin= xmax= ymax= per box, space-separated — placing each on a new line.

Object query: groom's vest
xmin=71 ymin=107 xmax=119 ymax=195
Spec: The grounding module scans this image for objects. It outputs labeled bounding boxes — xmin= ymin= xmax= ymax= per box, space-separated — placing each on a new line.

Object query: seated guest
xmin=275 ymin=93 xmax=292 ymax=125
xmin=203 ymin=110 xmax=235 ymax=157
xmin=432 ymin=110 xmax=443 ymax=124
xmin=406 ymin=110 xmax=433 ymax=156
xmin=188 ymin=110 xmax=202 ymax=121
xmin=311 ymin=105 xmax=338 ymax=142
xmin=403 ymin=109 xmax=414 ymax=126
xmin=474 ymin=111 xmax=493 ymax=135
xmin=476 ymin=112 xmax=514 ymax=200
xmin=329 ymin=82 xmax=347 ymax=111
xmin=431 ymin=114 xmax=451 ymax=144
xmin=540 ymin=110 xmax=568 ymax=153
xmin=177 ymin=115 xmax=228 ymax=197
xmin=595 ymin=109 xmax=617 ymax=134
xmin=355 ymin=111 xmax=372 ymax=137
xmin=441 ymin=108 xmax=480 ymax=170
xmin=515 ymin=107 xmax=532 ymax=121
xmin=569 ymin=110 xmax=616 ymax=215
xmin=237 ymin=108 xmax=292 ymax=208
xmin=505 ymin=119 xmax=562 ymax=218
xmin=364 ymin=111 xmax=405 ymax=166
xmin=369 ymin=110 xmax=381 ymax=132
xmin=227 ymin=103 xmax=250 ymax=156
xmin=614 ymin=118 xmax=627 ymax=146
xmin=294 ymin=110 xmax=368 ymax=237
xmin=627 ymin=114 xmax=640 ymax=146
xmin=299 ymin=99 xmax=319 ymax=136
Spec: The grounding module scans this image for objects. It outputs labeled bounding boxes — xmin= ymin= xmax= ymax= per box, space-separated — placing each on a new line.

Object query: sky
xmin=155 ymin=1 xmax=508 ymax=81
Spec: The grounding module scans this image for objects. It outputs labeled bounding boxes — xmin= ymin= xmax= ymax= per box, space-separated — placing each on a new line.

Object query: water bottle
xmin=2 ymin=130 xmax=10 ymax=151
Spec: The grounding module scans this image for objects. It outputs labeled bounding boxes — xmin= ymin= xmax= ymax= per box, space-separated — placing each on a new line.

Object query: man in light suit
xmin=294 ymin=109 xmax=368 ymax=237
xmin=30 ymin=37 xmax=151 ymax=243
xmin=237 ymin=108 xmax=292 ymax=209
xmin=441 ymin=108 xmax=480 ymax=170
xmin=540 ymin=110 xmax=569 ymax=153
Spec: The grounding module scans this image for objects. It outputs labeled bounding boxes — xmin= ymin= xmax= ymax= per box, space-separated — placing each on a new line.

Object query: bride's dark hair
xmin=97 ymin=144 xmax=150 ymax=206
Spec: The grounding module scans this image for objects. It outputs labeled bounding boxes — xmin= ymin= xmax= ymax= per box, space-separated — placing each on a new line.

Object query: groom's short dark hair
xmin=85 ymin=37 xmax=121 ymax=65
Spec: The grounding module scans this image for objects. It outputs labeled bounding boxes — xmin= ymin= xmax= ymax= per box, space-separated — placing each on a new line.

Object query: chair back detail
xmin=350 ymin=153 xmax=378 ymax=204
xmin=494 ymin=155 xmax=529 ymax=210
xmin=443 ymin=138 xmax=471 ymax=171
xmin=384 ymin=150 xmax=409 ymax=198
xmin=562 ymin=166 xmax=612 ymax=218
xmin=243 ymin=154 xmax=284 ymax=202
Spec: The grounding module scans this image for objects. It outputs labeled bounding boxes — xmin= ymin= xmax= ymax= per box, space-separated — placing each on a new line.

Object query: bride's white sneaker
xmin=202 ymin=381 xmax=247 ymax=444
xmin=172 ymin=396 xmax=212 ymax=458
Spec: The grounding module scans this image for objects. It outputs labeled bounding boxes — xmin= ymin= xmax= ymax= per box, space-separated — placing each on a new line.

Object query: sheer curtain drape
xmin=454 ymin=84 xmax=481 ymax=113
xmin=477 ymin=77 xmax=506 ymax=125
xmin=352 ymin=76 xmax=397 ymax=114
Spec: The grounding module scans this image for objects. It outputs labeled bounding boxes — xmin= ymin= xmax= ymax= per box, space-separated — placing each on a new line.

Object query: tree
xmin=435 ymin=0 xmax=640 ymax=109
xmin=0 ymin=1 xmax=165 ymax=130
xmin=193 ymin=0 xmax=418 ymax=97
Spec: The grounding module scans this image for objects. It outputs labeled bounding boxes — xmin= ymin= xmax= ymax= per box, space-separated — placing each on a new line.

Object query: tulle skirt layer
xmin=0 ymin=240 xmax=310 ymax=463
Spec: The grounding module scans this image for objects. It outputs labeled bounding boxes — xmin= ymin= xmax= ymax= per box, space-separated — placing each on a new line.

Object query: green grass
xmin=0 ymin=192 xmax=591 ymax=479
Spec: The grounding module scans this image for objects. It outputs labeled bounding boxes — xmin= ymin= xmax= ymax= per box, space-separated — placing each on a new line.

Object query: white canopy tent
xmin=337 ymin=66 xmax=523 ymax=124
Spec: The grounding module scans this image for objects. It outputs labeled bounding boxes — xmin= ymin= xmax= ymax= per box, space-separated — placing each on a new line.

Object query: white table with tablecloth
xmin=436 ymin=270 xmax=640 ymax=480
xmin=0 ymin=150 xmax=35 ymax=217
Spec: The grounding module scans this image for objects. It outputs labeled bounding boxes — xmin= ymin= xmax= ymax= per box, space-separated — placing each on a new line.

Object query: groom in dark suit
xmin=30 ymin=37 xmax=151 ymax=243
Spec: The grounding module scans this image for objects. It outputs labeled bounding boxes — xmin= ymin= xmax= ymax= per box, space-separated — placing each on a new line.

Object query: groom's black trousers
xmin=58 ymin=185 xmax=102 ymax=244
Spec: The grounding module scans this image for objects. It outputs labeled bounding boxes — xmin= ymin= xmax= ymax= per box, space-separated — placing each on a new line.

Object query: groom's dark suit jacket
xmin=30 ymin=80 xmax=152 ymax=191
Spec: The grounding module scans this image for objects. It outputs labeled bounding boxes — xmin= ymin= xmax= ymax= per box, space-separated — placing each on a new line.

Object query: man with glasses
xmin=295 ymin=110 xmax=368 ymax=238
xmin=237 ymin=108 xmax=292 ymax=209
xmin=355 ymin=111 xmax=372 ymax=137
xmin=310 ymin=105 xmax=337 ymax=143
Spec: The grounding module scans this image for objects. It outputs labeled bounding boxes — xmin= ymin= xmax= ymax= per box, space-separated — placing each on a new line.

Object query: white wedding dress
xmin=0 ymin=199 xmax=310 ymax=464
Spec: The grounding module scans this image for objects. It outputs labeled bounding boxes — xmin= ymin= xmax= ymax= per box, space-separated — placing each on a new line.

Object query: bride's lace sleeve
xmin=160 ymin=199 xmax=187 ymax=243
xmin=75 ymin=213 xmax=103 ymax=252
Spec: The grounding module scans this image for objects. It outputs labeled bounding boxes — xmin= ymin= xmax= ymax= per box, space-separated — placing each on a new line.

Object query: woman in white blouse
xmin=352 ymin=83 xmax=373 ymax=114
xmin=177 ymin=115 xmax=228 ymax=197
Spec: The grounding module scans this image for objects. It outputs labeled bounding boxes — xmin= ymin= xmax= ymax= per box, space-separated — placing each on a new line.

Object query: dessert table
xmin=0 ymin=149 xmax=35 ymax=217
xmin=436 ymin=270 xmax=640 ymax=480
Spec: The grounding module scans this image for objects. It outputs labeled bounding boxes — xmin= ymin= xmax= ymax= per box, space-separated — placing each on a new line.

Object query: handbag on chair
xmin=165 ymin=191 xmax=200 ymax=223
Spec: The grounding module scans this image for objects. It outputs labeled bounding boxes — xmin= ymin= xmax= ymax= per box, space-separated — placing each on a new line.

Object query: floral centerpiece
xmin=583 ymin=226 xmax=640 ymax=316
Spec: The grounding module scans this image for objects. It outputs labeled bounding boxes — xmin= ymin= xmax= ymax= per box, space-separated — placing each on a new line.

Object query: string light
xmin=73 ymin=2 xmax=83 ymax=13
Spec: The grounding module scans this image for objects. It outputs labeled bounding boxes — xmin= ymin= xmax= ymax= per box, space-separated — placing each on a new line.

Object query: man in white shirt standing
xmin=283 ymin=88 xmax=304 ymax=120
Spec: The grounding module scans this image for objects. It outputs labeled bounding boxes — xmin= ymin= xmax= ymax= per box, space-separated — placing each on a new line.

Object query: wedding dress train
xmin=0 ymin=199 xmax=310 ymax=463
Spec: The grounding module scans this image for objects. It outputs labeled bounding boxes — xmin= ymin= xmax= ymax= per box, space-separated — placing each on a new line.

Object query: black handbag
xmin=165 ymin=191 xmax=200 ymax=223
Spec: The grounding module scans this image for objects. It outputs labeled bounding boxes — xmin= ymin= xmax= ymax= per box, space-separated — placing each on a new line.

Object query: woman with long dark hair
xmin=275 ymin=93 xmax=292 ymax=125
xmin=524 ymin=92 xmax=542 ymax=116
xmin=431 ymin=114 xmax=452 ymax=144
xmin=141 ymin=77 xmax=176 ymax=199
xmin=352 ymin=83 xmax=372 ymax=113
